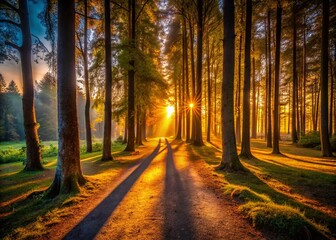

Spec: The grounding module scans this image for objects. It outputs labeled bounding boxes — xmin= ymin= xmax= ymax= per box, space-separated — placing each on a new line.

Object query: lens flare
xmin=167 ymin=105 xmax=174 ymax=118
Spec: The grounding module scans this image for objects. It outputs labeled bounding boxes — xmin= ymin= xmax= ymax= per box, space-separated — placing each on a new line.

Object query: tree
xmin=240 ymin=0 xmax=253 ymax=158
xmin=125 ymin=0 xmax=136 ymax=151
xmin=320 ymin=0 xmax=333 ymax=157
xmin=0 ymin=0 xmax=43 ymax=171
xmin=272 ymin=2 xmax=282 ymax=155
xmin=102 ymin=0 xmax=114 ymax=161
xmin=81 ymin=0 xmax=93 ymax=152
xmin=218 ymin=0 xmax=243 ymax=171
xmin=266 ymin=10 xmax=272 ymax=148
xmin=48 ymin=0 xmax=86 ymax=197
xmin=291 ymin=2 xmax=298 ymax=143
xmin=193 ymin=0 xmax=204 ymax=146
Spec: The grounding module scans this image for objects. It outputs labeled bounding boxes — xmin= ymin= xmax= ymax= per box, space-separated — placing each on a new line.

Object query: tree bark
xmin=302 ymin=15 xmax=307 ymax=135
xmin=240 ymin=0 xmax=253 ymax=158
xmin=136 ymin=106 xmax=143 ymax=145
xmin=19 ymin=0 xmax=43 ymax=171
xmin=218 ymin=0 xmax=243 ymax=171
xmin=48 ymin=0 xmax=85 ymax=197
xmin=206 ymin=34 xmax=211 ymax=142
xmin=320 ymin=0 xmax=333 ymax=156
xmin=125 ymin=0 xmax=136 ymax=151
xmin=329 ymin=53 xmax=334 ymax=137
xmin=84 ymin=0 xmax=92 ymax=153
xmin=292 ymin=4 xmax=298 ymax=143
xmin=251 ymin=42 xmax=257 ymax=139
xmin=183 ymin=15 xmax=190 ymax=142
xmin=267 ymin=10 xmax=272 ymax=148
xmin=264 ymin=18 xmax=268 ymax=141
xmin=193 ymin=0 xmax=204 ymax=146
xmin=102 ymin=0 xmax=113 ymax=160
xmin=188 ymin=18 xmax=196 ymax=142
xmin=175 ymin=66 xmax=182 ymax=139
xmin=272 ymin=3 xmax=282 ymax=155
xmin=235 ymin=34 xmax=242 ymax=145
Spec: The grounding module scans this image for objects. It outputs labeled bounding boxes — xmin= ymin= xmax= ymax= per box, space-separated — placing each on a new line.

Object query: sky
xmin=0 ymin=1 xmax=49 ymax=92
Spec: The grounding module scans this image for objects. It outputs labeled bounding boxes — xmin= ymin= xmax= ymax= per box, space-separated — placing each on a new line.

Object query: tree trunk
xmin=218 ymin=0 xmax=243 ymax=171
xmin=320 ymin=0 xmax=333 ymax=156
xmin=251 ymin=42 xmax=257 ymax=139
xmin=267 ymin=10 xmax=272 ymax=148
xmin=292 ymin=5 xmax=298 ymax=143
xmin=240 ymin=0 xmax=253 ymax=158
xmin=334 ymin=41 xmax=336 ymax=136
xmin=102 ymin=0 xmax=113 ymax=161
xmin=125 ymin=0 xmax=136 ymax=151
xmin=302 ymin=15 xmax=307 ymax=135
xmin=193 ymin=0 xmax=204 ymax=146
xmin=188 ymin=18 xmax=196 ymax=142
xmin=20 ymin=0 xmax=43 ymax=171
xmin=84 ymin=0 xmax=92 ymax=153
xmin=175 ymin=68 xmax=182 ymax=140
xmin=329 ymin=54 xmax=334 ymax=137
xmin=183 ymin=16 xmax=190 ymax=142
xmin=214 ymin=63 xmax=218 ymax=136
xmin=136 ymin=106 xmax=143 ymax=145
xmin=142 ymin=110 xmax=147 ymax=141
xmin=206 ymin=34 xmax=211 ymax=142
xmin=48 ymin=0 xmax=85 ymax=197
xmin=236 ymin=34 xmax=242 ymax=145
xmin=264 ymin=18 xmax=268 ymax=141
xmin=272 ymin=4 xmax=282 ymax=155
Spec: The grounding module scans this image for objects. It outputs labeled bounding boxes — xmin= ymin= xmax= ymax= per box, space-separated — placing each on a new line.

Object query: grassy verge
xmin=189 ymin=139 xmax=336 ymax=239
xmin=0 ymin=140 xmax=157 ymax=239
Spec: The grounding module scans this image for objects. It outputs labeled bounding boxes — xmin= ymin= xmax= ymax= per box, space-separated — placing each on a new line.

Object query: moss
xmin=225 ymin=184 xmax=271 ymax=203
xmin=239 ymin=202 xmax=327 ymax=239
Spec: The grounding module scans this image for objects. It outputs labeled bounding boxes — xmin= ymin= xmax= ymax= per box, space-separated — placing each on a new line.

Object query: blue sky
xmin=0 ymin=0 xmax=49 ymax=91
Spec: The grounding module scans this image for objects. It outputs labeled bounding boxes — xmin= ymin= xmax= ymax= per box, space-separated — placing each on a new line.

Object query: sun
xmin=167 ymin=105 xmax=174 ymax=118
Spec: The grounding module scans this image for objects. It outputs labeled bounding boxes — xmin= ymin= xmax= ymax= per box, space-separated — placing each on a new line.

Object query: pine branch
xmin=0 ymin=18 xmax=20 ymax=28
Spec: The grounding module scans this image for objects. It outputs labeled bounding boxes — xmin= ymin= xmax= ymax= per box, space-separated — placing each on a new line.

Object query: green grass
xmin=189 ymin=139 xmax=336 ymax=239
xmin=0 ymin=139 xmax=109 ymax=164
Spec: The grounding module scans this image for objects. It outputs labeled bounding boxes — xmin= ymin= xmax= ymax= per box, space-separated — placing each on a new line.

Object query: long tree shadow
xmin=163 ymin=139 xmax=196 ymax=240
xmin=63 ymin=141 xmax=161 ymax=240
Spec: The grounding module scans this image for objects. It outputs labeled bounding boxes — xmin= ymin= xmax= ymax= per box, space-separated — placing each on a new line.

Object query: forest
xmin=0 ymin=0 xmax=335 ymax=239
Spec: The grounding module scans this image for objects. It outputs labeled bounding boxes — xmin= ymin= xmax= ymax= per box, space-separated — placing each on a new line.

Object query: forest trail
xmin=61 ymin=139 xmax=264 ymax=240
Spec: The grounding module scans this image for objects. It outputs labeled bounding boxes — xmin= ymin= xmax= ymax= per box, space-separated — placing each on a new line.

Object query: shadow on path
xmin=163 ymin=139 xmax=195 ymax=240
xmin=63 ymin=140 xmax=162 ymax=240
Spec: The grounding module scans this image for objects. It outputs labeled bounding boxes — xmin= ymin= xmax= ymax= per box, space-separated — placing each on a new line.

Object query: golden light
xmin=167 ymin=105 xmax=174 ymax=118
xmin=189 ymin=103 xmax=194 ymax=108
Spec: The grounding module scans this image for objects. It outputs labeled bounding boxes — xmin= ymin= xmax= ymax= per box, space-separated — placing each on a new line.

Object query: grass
xmin=0 ymin=139 xmax=157 ymax=239
xmin=189 ymin=138 xmax=336 ymax=239
xmin=0 ymin=139 xmax=109 ymax=164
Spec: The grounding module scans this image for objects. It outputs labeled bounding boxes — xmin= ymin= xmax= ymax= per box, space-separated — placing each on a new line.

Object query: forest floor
xmin=0 ymin=137 xmax=335 ymax=239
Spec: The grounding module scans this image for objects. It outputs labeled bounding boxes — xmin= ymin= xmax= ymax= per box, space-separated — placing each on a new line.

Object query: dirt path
xmin=61 ymin=139 xmax=264 ymax=240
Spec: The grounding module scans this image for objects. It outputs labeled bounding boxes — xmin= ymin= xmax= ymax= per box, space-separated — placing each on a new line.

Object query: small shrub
xmin=298 ymin=131 xmax=320 ymax=148
xmin=0 ymin=147 xmax=25 ymax=163
xmin=330 ymin=135 xmax=336 ymax=152
xmin=92 ymin=143 xmax=103 ymax=152
xmin=41 ymin=144 xmax=58 ymax=158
